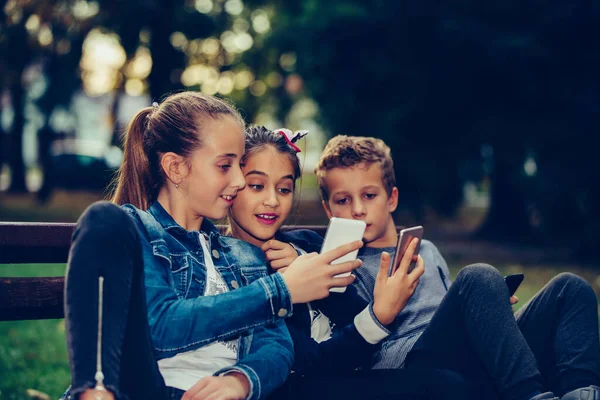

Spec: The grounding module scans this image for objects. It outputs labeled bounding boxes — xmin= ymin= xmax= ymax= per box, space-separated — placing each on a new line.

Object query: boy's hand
xmin=183 ymin=372 xmax=249 ymax=400
xmin=281 ymin=240 xmax=363 ymax=304
xmin=261 ymin=240 xmax=298 ymax=270
xmin=372 ymin=238 xmax=425 ymax=326
xmin=510 ymin=295 xmax=519 ymax=313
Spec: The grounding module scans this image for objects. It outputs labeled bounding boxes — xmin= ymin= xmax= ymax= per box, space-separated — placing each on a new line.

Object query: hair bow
xmin=277 ymin=129 xmax=309 ymax=153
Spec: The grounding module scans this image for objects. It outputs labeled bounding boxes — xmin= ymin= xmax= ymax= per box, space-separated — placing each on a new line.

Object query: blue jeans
xmin=64 ymin=202 xmax=172 ymax=400
xmin=406 ymin=264 xmax=600 ymax=400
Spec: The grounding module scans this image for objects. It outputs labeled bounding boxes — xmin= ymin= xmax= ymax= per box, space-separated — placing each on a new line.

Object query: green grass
xmin=0 ymin=264 xmax=68 ymax=400
xmin=1 ymin=263 xmax=599 ymax=399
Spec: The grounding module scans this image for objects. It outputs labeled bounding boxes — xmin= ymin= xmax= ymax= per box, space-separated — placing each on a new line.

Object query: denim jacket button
xmin=231 ymin=280 xmax=239 ymax=289
xmin=277 ymin=308 xmax=288 ymax=317
xmin=211 ymin=249 xmax=220 ymax=259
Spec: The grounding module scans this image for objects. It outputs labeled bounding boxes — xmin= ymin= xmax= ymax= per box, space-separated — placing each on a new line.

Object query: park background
xmin=1 ymin=0 xmax=599 ymax=398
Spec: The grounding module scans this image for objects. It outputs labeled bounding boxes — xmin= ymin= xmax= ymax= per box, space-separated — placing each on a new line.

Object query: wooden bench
xmin=0 ymin=222 xmax=330 ymax=321
xmin=0 ymin=221 xmax=496 ymax=399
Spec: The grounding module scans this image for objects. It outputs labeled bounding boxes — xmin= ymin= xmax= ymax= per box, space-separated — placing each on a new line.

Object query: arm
xmin=131 ymin=219 xmax=293 ymax=358
xmin=217 ymin=319 xmax=294 ymax=400
xmin=424 ymin=240 xmax=452 ymax=289
xmin=313 ymin=284 xmax=369 ymax=327
xmin=288 ymin=304 xmax=388 ymax=375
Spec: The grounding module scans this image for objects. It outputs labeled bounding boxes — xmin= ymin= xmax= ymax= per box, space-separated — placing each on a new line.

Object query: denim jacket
xmin=122 ymin=202 xmax=294 ymax=400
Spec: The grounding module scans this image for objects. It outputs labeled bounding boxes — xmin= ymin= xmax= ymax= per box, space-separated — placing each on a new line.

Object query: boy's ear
xmin=388 ymin=187 xmax=399 ymax=213
xmin=322 ymin=200 xmax=333 ymax=219
xmin=161 ymin=152 xmax=189 ymax=186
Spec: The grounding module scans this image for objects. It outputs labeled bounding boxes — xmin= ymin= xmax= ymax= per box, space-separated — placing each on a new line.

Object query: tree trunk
xmin=7 ymin=79 xmax=27 ymax=193
xmin=147 ymin=0 xmax=183 ymax=101
xmin=477 ymin=156 xmax=532 ymax=242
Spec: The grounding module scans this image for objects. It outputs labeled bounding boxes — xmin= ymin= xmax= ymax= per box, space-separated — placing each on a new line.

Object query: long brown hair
xmin=111 ymin=91 xmax=244 ymax=209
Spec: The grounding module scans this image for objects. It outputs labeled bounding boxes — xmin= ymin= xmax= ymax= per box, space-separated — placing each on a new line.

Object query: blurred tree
xmin=258 ymin=0 xmax=599 ymax=260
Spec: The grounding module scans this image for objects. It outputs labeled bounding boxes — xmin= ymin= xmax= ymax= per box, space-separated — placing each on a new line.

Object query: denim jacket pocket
xmin=240 ymin=265 xmax=267 ymax=286
xmin=189 ymin=256 xmax=207 ymax=298
xmin=153 ymin=243 xmax=191 ymax=298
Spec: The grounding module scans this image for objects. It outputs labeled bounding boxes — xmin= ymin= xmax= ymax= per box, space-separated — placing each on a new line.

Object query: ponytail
xmin=111 ymin=107 xmax=155 ymax=209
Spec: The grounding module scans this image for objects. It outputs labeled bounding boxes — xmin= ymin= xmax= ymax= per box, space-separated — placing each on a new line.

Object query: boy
xmin=314 ymin=135 xmax=600 ymax=400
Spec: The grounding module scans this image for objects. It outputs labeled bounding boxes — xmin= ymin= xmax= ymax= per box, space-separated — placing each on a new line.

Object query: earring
xmin=175 ymin=183 xmax=180 ymax=188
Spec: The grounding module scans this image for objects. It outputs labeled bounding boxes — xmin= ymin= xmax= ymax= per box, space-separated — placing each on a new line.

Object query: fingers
xmin=329 ymin=258 xmax=362 ymax=276
xmin=396 ymin=238 xmax=419 ymax=275
xmin=320 ymin=240 xmax=363 ymax=264
xmin=183 ymin=378 xmax=210 ymax=400
xmin=409 ymin=255 xmax=425 ymax=281
xmin=264 ymin=248 xmax=290 ymax=261
xmin=261 ymin=239 xmax=286 ymax=252
xmin=270 ymin=257 xmax=295 ymax=269
xmin=375 ymin=252 xmax=391 ymax=285
xmin=510 ymin=295 xmax=519 ymax=305
xmin=328 ymin=273 xmax=356 ymax=290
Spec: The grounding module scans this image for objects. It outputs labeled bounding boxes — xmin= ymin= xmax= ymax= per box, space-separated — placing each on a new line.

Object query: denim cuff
xmin=354 ymin=303 xmax=391 ymax=344
xmin=258 ymin=273 xmax=293 ymax=320
xmin=216 ymin=365 xmax=259 ymax=400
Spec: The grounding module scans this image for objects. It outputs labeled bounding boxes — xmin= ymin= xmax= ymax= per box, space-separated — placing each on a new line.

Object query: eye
xmin=219 ymin=164 xmax=231 ymax=171
xmin=278 ymin=187 xmax=292 ymax=195
xmin=335 ymin=197 xmax=349 ymax=205
xmin=364 ymin=193 xmax=377 ymax=200
xmin=249 ymin=184 xmax=264 ymax=191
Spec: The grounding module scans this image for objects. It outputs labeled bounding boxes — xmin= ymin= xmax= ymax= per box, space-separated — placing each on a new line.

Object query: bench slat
xmin=0 ymin=223 xmax=328 ymax=321
xmin=0 ymin=277 xmax=65 ymax=321
xmin=0 ymin=223 xmax=327 ymax=264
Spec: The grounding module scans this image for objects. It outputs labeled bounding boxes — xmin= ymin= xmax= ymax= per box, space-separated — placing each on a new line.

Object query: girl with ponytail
xmin=62 ymin=92 xmax=363 ymax=400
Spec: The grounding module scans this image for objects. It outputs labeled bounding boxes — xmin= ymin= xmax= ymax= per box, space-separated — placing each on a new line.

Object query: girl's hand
xmin=281 ymin=240 xmax=363 ymax=304
xmin=261 ymin=240 xmax=298 ymax=270
xmin=372 ymin=238 xmax=425 ymax=326
xmin=183 ymin=372 xmax=250 ymax=400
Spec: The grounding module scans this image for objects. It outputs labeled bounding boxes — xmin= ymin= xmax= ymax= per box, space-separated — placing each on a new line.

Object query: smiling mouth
xmin=221 ymin=195 xmax=236 ymax=201
xmin=255 ymin=214 xmax=278 ymax=225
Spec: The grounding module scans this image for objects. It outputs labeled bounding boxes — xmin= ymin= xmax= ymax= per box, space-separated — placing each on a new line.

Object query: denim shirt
xmin=122 ymin=202 xmax=294 ymax=400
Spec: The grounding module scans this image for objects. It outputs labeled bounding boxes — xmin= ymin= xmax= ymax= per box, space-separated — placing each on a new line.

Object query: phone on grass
xmin=389 ymin=226 xmax=424 ymax=277
xmin=504 ymin=273 xmax=524 ymax=296
xmin=320 ymin=218 xmax=367 ymax=293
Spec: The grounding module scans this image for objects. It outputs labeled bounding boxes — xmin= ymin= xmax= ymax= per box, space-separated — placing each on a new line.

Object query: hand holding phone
xmin=320 ymin=218 xmax=367 ymax=293
xmin=389 ymin=226 xmax=424 ymax=277
xmin=504 ymin=273 xmax=524 ymax=296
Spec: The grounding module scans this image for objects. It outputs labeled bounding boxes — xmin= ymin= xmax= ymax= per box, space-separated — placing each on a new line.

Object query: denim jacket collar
xmin=147 ymin=201 xmax=229 ymax=249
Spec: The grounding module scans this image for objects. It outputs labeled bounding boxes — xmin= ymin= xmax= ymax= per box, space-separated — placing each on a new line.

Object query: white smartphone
xmin=389 ymin=226 xmax=424 ymax=276
xmin=320 ymin=217 xmax=367 ymax=293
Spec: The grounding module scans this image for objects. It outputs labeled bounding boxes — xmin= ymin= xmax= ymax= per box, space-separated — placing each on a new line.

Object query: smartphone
xmin=320 ymin=217 xmax=367 ymax=293
xmin=504 ymin=273 xmax=524 ymax=296
xmin=389 ymin=226 xmax=424 ymax=277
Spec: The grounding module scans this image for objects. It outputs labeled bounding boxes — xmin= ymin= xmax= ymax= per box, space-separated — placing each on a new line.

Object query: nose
xmin=263 ymin=188 xmax=279 ymax=208
xmin=351 ymin=199 xmax=366 ymax=218
xmin=231 ymin=164 xmax=246 ymax=191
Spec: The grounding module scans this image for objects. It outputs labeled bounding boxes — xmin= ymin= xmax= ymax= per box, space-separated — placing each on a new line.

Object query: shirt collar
xmin=147 ymin=201 xmax=226 ymax=247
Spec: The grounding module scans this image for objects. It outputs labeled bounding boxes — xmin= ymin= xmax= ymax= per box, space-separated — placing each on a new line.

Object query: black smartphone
xmin=504 ymin=273 xmax=524 ymax=296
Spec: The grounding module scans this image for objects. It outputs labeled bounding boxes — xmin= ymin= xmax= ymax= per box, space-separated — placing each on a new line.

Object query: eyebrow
xmin=218 ymin=153 xmax=239 ymax=159
xmin=245 ymin=170 xmax=295 ymax=182
xmin=245 ymin=170 xmax=267 ymax=177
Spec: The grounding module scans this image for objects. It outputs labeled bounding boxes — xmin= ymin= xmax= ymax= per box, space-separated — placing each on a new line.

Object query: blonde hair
xmin=314 ymin=135 xmax=395 ymax=202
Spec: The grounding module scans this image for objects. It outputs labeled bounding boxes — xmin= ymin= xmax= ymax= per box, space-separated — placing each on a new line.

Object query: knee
xmin=456 ymin=263 xmax=504 ymax=285
xmin=454 ymin=263 xmax=506 ymax=294
xmin=550 ymin=272 xmax=597 ymax=301
xmin=80 ymin=201 xmax=128 ymax=225
xmin=76 ymin=201 xmax=136 ymax=241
